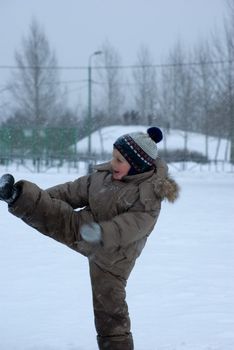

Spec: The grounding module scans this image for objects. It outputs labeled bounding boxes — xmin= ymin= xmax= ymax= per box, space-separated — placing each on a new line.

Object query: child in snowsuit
xmin=0 ymin=127 xmax=179 ymax=350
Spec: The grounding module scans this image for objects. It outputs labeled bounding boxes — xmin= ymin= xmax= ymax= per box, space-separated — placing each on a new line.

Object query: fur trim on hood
xmin=157 ymin=175 xmax=180 ymax=203
xmin=152 ymin=158 xmax=180 ymax=203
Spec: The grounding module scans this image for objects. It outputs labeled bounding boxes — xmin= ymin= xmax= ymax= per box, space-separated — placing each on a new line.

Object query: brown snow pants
xmin=89 ymin=261 xmax=134 ymax=350
xmin=8 ymin=181 xmax=134 ymax=349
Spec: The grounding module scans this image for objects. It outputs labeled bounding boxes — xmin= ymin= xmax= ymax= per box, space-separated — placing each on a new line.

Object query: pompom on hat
xmin=114 ymin=127 xmax=163 ymax=175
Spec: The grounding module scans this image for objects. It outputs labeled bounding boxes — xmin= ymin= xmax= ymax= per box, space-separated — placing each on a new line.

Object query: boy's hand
xmin=80 ymin=223 xmax=102 ymax=244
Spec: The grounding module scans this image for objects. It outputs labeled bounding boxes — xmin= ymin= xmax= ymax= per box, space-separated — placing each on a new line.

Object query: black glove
xmin=0 ymin=174 xmax=18 ymax=204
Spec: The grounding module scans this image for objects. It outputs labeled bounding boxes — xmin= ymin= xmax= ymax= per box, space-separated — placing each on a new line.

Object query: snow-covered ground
xmin=0 ymin=165 xmax=233 ymax=350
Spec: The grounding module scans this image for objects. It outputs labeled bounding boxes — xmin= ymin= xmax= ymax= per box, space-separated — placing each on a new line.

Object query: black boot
xmin=97 ymin=333 xmax=134 ymax=350
xmin=0 ymin=174 xmax=18 ymax=204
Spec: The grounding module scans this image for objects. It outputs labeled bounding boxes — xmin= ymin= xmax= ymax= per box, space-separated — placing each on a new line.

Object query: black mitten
xmin=0 ymin=174 xmax=19 ymax=204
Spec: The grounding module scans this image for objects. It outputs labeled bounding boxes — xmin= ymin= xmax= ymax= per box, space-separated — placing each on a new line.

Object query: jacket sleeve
xmin=8 ymin=180 xmax=94 ymax=250
xmin=46 ymin=175 xmax=90 ymax=209
xmin=99 ymin=204 xmax=161 ymax=249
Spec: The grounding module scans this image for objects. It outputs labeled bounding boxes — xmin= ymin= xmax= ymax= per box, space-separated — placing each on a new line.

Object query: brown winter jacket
xmin=9 ymin=158 xmax=179 ymax=279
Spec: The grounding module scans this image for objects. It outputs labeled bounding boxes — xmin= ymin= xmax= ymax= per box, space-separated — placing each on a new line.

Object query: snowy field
xmin=0 ymin=164 xmax=233 ymax=350
xmin=76 ymin=125 xmax=230 ymax=162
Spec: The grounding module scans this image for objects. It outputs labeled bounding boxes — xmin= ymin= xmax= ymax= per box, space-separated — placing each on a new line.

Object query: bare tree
xmin=158 ymin=64 xmax=175 ymax=131
xmin=192 ymin=40 xmax=216 ymax=158
xmin=175 ymin=44 xmax=195 ymax=128
xmin=211 ymin=0 xmax=234 ymax=162
xmin=132 ymin=45 xmax=158 ymax=124
xmin=95 ymin=40 xmax=124 ymax=125
xmin=225 ymin=0 xmax=234 ymax=163
xmin=0 ymin=87 xmax=11 ymax=123
xmin=160 ymin=42 xmax=196 ymax=165
xmin=9 ymin=18 xmax=64 ymax=126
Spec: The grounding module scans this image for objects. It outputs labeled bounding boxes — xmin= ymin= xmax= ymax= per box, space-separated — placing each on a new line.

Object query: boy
xmin=0 ymin=127 xmax=179 ymax=350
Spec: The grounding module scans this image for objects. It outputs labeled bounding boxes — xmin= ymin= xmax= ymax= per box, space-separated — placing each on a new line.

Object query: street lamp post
xmin=87 ymin=50 xmax=102 ymax=173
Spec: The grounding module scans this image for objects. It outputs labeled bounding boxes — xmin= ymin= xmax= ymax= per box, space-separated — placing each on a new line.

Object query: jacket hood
xmin=152 ymin=158 xmax=180 ymax=203
xmin=94 ymin=159 xmax=179 ymax=203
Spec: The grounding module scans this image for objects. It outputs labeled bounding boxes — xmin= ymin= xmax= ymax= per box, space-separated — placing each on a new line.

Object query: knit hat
xmin=114 ymin=127 xmax=163 ymax=175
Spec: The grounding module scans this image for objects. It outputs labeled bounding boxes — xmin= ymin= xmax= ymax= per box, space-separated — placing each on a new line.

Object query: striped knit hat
xmin=114 ymin=127 xmax=163 ymax=175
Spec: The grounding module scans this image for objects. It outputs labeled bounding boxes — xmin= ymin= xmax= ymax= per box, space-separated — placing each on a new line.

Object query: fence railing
xmin=0 ymin=127 xmax=232 ymax=173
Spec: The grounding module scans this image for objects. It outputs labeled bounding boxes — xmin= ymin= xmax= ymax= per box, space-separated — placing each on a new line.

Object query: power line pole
xmin=87 ymin=51 xmax=102 ymax=174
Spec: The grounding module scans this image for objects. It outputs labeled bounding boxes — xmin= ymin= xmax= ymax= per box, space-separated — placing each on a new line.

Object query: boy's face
xmin=111 ymin=148 xmax=131 ymax=180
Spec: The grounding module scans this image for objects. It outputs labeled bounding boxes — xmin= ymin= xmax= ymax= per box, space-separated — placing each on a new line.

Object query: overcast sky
xmin=1 ymin=0 xmax=226 ymax=65
xmin=0 ymin=0 xmax=227 ymax=108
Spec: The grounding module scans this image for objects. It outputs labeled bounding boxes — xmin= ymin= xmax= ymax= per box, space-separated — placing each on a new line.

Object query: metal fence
xmin=0 ymin=127 xmax=233 ymax=173
xmin=0 ymin=127 xmax=111 ymax=172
